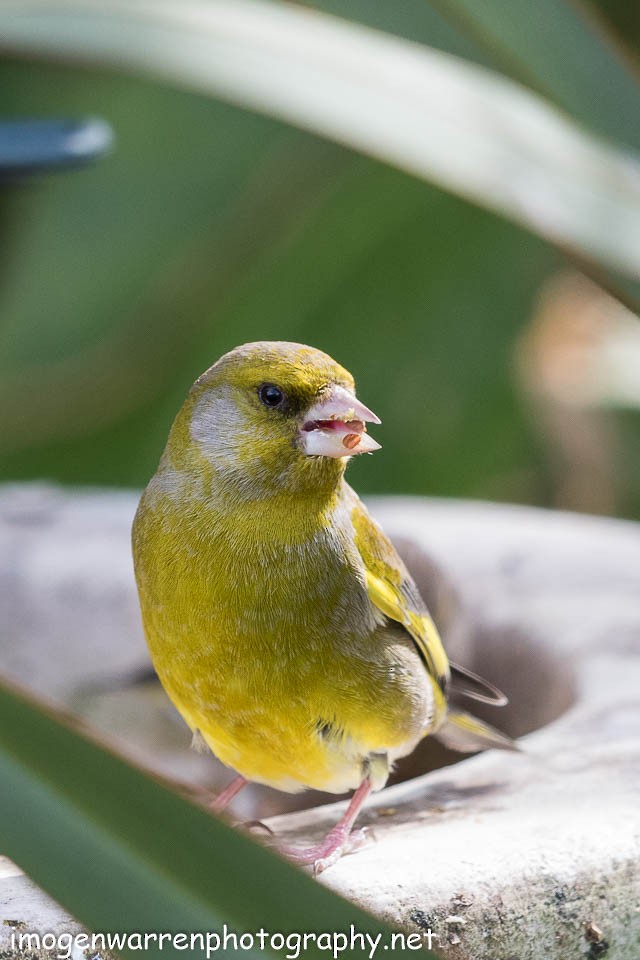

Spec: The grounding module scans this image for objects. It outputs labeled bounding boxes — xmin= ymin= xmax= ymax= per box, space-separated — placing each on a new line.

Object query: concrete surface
xmin=1 ymin=485 xmax=639 ymax=959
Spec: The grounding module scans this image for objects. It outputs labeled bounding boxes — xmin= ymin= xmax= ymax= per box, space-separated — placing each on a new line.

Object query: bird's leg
xmin=276 ymin=777 xmax=373 ymax=874
xmin=210 ymin=776 xmax=274 ymax=835
xmin=210 ymin=774 xmax=247 ymax=813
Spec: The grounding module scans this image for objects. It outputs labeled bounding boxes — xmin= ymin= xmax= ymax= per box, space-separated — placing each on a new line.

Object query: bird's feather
xmin=449 ymin=661 xmax=509 ymax=706
xmin=435 ymin=709 xmax=519 ymax=752
xmin=349 ymin=494 xmax=449 ymax=700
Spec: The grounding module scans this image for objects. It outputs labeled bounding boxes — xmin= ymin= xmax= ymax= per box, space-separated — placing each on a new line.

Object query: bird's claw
xmin=270 ymin=823 xmax=374 ymax=874
xmin=312 ymin=825 xmax=373 ymax=874
xmin=346 ymin=824 xmax=373 ymax=851
xmin=239 ymin=819 xmax=275 ymax=836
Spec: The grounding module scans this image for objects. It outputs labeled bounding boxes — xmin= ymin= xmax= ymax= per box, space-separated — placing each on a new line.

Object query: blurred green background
xmin=1 ymin=0 xmax=639 ymax=516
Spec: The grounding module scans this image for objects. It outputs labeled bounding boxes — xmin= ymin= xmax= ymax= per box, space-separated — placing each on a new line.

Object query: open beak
xmin=299 ymin=385 xmax=381 ymax=458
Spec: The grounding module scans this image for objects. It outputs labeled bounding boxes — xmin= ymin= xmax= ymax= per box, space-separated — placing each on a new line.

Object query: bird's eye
xmin=258 ymin=383 xmax=285 ymax=408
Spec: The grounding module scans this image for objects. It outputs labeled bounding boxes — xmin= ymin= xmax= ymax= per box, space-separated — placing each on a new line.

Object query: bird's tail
xmin=434 ymin=709 xmax=519 ymax=753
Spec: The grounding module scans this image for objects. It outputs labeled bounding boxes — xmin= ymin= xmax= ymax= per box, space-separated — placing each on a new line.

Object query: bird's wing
xmin=348 ymin=495 xmax=517 ymax=752
xmin=349 ymin=493 xmax=450 ymax=701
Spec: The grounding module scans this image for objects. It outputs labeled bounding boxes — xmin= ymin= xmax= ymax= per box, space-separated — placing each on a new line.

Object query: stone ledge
xmin=1 ymin=486 xmax=639 ymax=958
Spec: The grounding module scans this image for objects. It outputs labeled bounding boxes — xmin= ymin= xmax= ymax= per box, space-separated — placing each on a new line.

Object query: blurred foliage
xmin=0 ymin=677 xmax=412 ymax=960
xmin=427 ymin=0 xmax=640 ymax=151
xmin=0 ymin=0 xmax=638 ymax=518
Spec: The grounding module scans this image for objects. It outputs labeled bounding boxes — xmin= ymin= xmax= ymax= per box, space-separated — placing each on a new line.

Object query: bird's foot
xmin=275 ymin=824 xmax=373 ymax=875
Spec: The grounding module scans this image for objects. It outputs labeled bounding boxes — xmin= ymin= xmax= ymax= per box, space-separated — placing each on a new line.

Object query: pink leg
xmin=276 ymin=778 xmax=373 ymax=874
xmin=210 ymin=774 xmax=247 ymax=814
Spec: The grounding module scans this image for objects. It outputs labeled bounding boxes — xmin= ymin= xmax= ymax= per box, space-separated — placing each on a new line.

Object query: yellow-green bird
xmin=132 ymin=341 xmax=514 ymax=872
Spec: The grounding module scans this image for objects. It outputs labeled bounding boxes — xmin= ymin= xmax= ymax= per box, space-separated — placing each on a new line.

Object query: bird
xmin=132 ymin=341 xmax=515 ymax=872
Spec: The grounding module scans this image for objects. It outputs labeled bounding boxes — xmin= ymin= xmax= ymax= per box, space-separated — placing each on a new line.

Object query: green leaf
xmin=0 ymin=0 xmax=639 ymax=279
xmin=427 ymin=0 xmax=640 ymax=151
xmin=0 ymin=677 xmax=435 ymax=959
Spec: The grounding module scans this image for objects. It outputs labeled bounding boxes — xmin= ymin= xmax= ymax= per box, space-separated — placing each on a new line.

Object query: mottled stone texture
xmin=1 ymin=486 xmax=639 ymax=959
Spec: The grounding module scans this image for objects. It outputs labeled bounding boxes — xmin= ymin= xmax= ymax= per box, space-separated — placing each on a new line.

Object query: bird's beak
xmin=299 ymin=385 xmax=381 ymax=458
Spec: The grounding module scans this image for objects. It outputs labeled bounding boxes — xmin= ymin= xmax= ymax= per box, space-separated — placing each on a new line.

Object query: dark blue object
xmin=0 ymin=118 xmax=113 ymax=178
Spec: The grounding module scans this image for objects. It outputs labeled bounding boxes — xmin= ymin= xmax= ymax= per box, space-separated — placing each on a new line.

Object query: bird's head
xmin=164 ymin=341 xmax=381 ymax=500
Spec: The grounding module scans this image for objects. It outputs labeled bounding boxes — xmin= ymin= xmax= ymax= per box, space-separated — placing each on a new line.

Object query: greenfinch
xmin=132 ymin=341 xmax=514 ymax=872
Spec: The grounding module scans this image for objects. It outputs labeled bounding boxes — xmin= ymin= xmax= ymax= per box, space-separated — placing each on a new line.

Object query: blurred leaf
xmin=306 ymin=0 xmax=485 ymax=59
xmin=428 ymin=0 xmax=640 ymax=151
xmin=1 ymin=0 xmax=639 ymax=278
xmin=595 ymin=0 xmax=640 ymax=42
xmin=0 ymin=677 xmax=426 ymax=959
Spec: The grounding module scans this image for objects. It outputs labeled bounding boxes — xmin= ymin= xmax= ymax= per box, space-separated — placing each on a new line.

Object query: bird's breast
xmin=134 ymin=487 xmax=379 ymax=671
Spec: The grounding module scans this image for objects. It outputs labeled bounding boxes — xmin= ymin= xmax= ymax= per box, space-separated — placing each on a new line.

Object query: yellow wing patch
xmin=349 ymin=493 xmax=450 ymax=708
xmin=365 ymin=570 xmax=449 ymax=695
